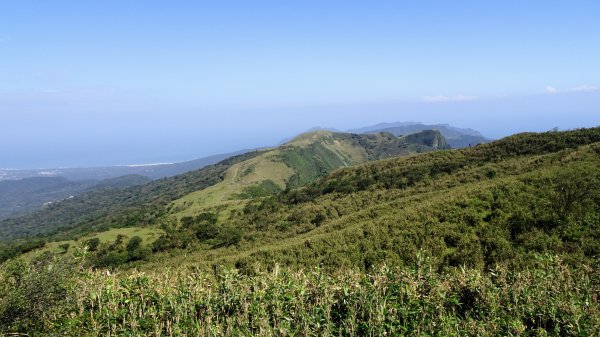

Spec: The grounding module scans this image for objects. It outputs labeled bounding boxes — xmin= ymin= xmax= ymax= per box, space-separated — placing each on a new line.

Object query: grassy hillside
xmin=167 ymin=130 xmax=445 ymax=224
xmin=169 ymin=150 xmax=294 ymax=220
xmin=136 ymin=127 xmax=600 ymax=275
xmin=19 ymin=227 xmax=162 ymax=260
xmin=1 ymin=127 xmax=599 ymax=336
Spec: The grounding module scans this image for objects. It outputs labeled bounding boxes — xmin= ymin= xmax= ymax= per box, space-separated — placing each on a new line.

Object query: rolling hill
xmin=0 ymin=130 xmax=445 ymax=243
xmin=134 ymin=127 xmax=600 ymax=275
xmin=167 ymin=130 xmax=448 ymax=221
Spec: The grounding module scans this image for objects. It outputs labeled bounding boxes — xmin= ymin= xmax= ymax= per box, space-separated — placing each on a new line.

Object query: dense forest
xmin=0 ymin=174 xmax=150 ymax=220
xmin=1 ymin=128 xmax=599 ymax=336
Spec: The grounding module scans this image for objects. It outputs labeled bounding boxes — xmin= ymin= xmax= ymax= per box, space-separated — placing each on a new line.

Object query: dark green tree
xmin=85 ymin=238 xmax=100 ymax=252
xmin=126 ymin=236 xmax=143 ymax=252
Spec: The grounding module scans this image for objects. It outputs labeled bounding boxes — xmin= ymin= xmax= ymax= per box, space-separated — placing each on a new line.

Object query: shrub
xmin=84 ymin=237 xmax=100 ymax=252
xmin=0 ymin=254 xmax=83 ymax=334
xmin=220 ymin=226 xmax=242 ymax=246
xmin=126 ymin=236 xmax=143 ymax=252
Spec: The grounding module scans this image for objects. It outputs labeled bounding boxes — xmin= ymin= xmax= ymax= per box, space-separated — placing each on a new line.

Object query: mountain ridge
xmin=0 ymin=129 xmax=446 ymax=242
xmin=160 ymin=129 xmax=449 ymax=222
xmin=348 ymin=121 xmax=484 ymax=137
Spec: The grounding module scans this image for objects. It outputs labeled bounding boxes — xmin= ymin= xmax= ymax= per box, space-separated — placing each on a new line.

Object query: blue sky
xmin=1 ymin=1 xmax=599 ymax=168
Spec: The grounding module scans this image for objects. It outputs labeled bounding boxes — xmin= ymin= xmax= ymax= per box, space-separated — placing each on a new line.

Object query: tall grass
xmin=2 ymin=254 xmax=597 ymax=336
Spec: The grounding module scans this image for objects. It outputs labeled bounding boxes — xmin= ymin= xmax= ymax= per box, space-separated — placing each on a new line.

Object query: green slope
xmin=167 ymin=130 xmax=445 ymax=221
xmin=143 ymin=127 xmax=600 ymax=273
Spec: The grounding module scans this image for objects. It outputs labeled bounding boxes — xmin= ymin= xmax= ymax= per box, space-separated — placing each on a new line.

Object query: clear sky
xmin=1 ymin=1 xmax=599 ymax=168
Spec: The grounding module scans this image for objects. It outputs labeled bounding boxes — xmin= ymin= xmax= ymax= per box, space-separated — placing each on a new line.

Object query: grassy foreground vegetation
xmin=1 ymin=127 xmax=600 ymax=335
xmin=1 ymin=253 xmax=598 ymax=336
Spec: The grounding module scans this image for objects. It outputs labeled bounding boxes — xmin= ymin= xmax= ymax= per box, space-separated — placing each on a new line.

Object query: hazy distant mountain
xmin=0 ymin=150 xmax=250 ymax=182
xmin=401 ymin=129 xmax=450 ymax=149
xmin=348 ymin=122 xmax=490 ymax=148
xmin=0 ymin=175 xmax=150 ymax=220
xmin=347 ymin=121 xmax=424 ymax=134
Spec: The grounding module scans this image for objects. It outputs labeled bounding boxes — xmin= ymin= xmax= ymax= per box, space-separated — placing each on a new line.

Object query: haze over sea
xmin=1 ymin=1 xmax=599 ymax=168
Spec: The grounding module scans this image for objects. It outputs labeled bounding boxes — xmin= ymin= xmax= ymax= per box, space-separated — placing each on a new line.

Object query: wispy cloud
xmin=422 ymin=95 xmax=478 ymax=103
xmin=543 ymin=85 xmax=598 ymax=94
xmin=570 ymin=84 xmax=598 ymax=92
